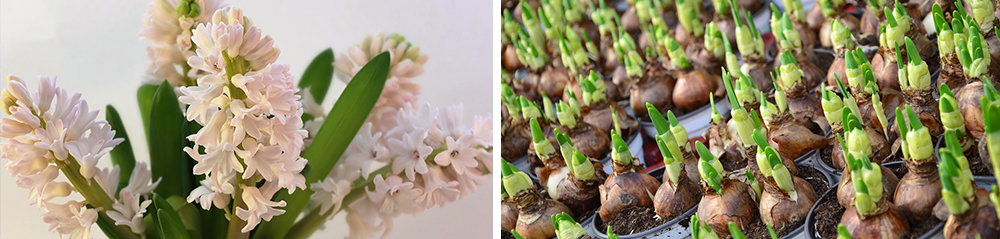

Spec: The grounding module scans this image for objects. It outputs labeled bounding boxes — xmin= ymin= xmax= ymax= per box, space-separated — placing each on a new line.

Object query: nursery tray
xmin=515 ymin=128 xmax=644 ymax=182
xmin=584 ymin=167 xmax=699 ymax=239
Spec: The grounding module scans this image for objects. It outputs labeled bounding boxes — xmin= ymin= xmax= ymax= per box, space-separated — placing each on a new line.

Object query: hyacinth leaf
xmin=896 ymin=107 xmax=909 ymax=140
xmin=148 ymin=80 xmax=193 ymax=198
xmin=105 ymin=105 xmax=135 ymax=193
xmin=297 ymin=48 xmax=336 ymax=109
xmin=151 ymin=194 xmax=192 ymax=239
xmin=906 ymin=105 xmax=924 ymax=130
xmin=255 ymin=52 xmax=390 ymax=239
xmin=905 ymin=37 xmax=921 ymax=65
xmin=932 ymin=4 xmax=948 ymax=34
xmin=729 ymin=222 xmax=748 ymax=239
xmin=136 ymin=84 xmax=159 ymax=138
xmin=750 ymin=109 xmax=763 ymax=129
xmin=766 ymin=223 xmax=779 ymax=239
xmin=886 ymin=6 xmax=898 ymax=27
xmin=837 ymin=224 xmax=852 ymax=239
xmin=607 ymin=226 xmax=619 ymax=239
xmin=723 ymin=71 xmax=740 ymax=110
xmin=648 ymin=102 xmax=671 ymax=134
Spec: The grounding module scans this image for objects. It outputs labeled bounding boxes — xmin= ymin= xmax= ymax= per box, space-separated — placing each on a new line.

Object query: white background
xmin=0 ymin=0 xmax=492 ymax=238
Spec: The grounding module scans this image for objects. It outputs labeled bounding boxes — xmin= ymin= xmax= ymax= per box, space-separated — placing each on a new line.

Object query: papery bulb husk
xmin=673 ymin=69 xmax=719 ymax=112
xmin=893 ymin=157 xmax=943 ymax=223
xmin=738 ymin=0 xmax=763 ymax=16
xmin=871 ymin=53 xmax=903 ymax=92
xmin=837 ymin=164 xmax=899 ymax=207
xmin=938 ymin=54 xmax=966 ymax=91
xmin=767 ymin=112 xmax=827 ymax=164
xmin=503 ymin=45 xmax=524 ymax=71
xmin=583 ymin=102 xmax=638 ymax=139
xmin=539 ymin=66 xmax=570 ymax=100
xmin=598 ymin=161 xmax=661 ymax=221
xmin=675 ymin=24 xmax=700 ymax=48
xmin=622 ymin=8 xmax=641 ymax=35
xmin=743 ymin=57 xmax=776 ymax=93
xmin=902 ymin=88 xmax=944 ymax=138
xmin=978 ymin=134 xmax=995 ymax=172
xmin=943 ymin=189 xmax=1000 ymax=239
xmin=557 ymin=159 xmax=608 ymax=219
xmin=503 ymin=198 xmax=519 ymax=231
xmin=859 ymin=10 xmax=881 ymax=38
xmin=986 ymin=24 xmax=1000 ymax=69
xmin=759 ymin=176 xmax=819 ymax=229
xmin=908 ymin=0 xmax=935 ymax=19
xmin=683 ymin=148 xmax=704 ymax=185
xmin=610 ymin=66 xmax=632 ymax=101
xmin=502 ymin=121 xmax=532 ymax=160
xmin=526 ymin=147 xmax=565 ymax=186
xmin=630 ymin=64 xmax=676 ymax=119
xmin=697 ymin=178 xmax=758 ymax=238
xmin=958 ymin=81 xmax=986 ymax=139
xmin=518 ymin=72 xmax=541 ymax=100
xmin=601 ymin=40 xmax=621 ymax=74
xmin=687 ymin=45 xmax=725 ymax=77
xmin=807 ymin=6 xmax=826 ymax=32
xmin=840 ymin=198 xmax=910 ymax=239
xmin=559 ymin=123 xmax=611 ymax=160
xmin=827 ymin=56 xmax=848 ymax=87
xmin=513 ymin=188 xmax=574 ymax=239
xmin=715 ymin=17 xmax=738 ymax=46
xmin=784 ymin=79 xmax=826 ymax=125
xmin=653 ymin=168 xmax=702 ymax=218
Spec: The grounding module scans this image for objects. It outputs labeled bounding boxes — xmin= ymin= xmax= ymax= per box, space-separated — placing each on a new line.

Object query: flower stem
xmin=227 ymin=178 xmax=249 ymax=239
xmin=57 ymin=157 xmax=141 ymax=239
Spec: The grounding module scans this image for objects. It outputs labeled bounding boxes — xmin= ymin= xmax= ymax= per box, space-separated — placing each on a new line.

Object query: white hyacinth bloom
xmin=139 ymin=0 xmax=228 ymax=86
xmin=387 ymin=130 xmax=432 ymax=180
xmin=366 ymin=175 xmax=423 ymax=215
xmin=309 ymin=179 xmax=351 ymax=215
xmin=235 ymin=182 xmax=287 ymax=233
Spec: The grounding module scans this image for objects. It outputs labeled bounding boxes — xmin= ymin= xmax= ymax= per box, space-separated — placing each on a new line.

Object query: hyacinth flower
xmin=139 ymin=0 xmax=228 ymax=87
xmin=893 ymin=105 xmax=944 ymax=221
xmin=690 ymin=214 xmax=720 ymax=239
xmin=503 ymin=161 xmax=572 ymax=239
xmin=0 ymin=76 xmax=161 ymax=239
xmin=695 ymin=141 xmax=758 ymax=237
xmin=552 ymin=212 xmax=587 ymax=239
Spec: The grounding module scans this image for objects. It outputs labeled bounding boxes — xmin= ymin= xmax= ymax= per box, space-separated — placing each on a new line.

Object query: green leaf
xmin=137 ymin=84 xmax=159 ymax=140
xmin=297 ymin=48 xmax=336 ymax=112
xmin=148 ymin=81 xmax=193 ymax=197
xmin=106 ymin=105 xmax=135 ymax=194
xmin=152 ymin=195 xmax=192 ymax=239
xmin=254 ymin=51 xmax=391 ymax=239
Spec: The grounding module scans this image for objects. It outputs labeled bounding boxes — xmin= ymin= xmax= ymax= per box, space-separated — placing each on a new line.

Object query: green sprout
xmin=932 ymin=4 xmax=955 ymax=56
xmin=776 ymin=13 xmax=803 ymax=51
xmin=556 ymin=101 xmax=578 ymax=128
xmin=501 ymin=161 xmax=534 ymax=196
xmin=512 ymin=230 xmax=525 ymax=239
xmin=591 ymin=0 xmax=618 ymax=37
xmin=843 ymin=109 xmax=872 ymax=160
xmin=501 ymin=84 xmax=522 ymax=123
xmin=830 ymin=19 xmax=855 ymax=52
xmin=656 ymin=135 xmax=684 ymax=186
xmin=782 ymin=0 xmax=806 ymax=22
xmin=697 ymin=141 xmax=725 ymax=194
xmin=734 ymin=70 xmax=760 ymax=108
xmin=519 ymin=96 xmax=543 ymax=120
xmin=766 ymin=223 xmax=779 ymax=239
xmin=691 ymin=214 xmax=720 ymax=239
xmin=607 ymin=227 xmax=620 ymax=239
xmin=520 ymin=2 xmax=548 ymax=56
xmin=513 ymin=26 xmax=548 ymax=71
xmin=676 ymin=0 xmax=704 ymax=37
xmin=705 ymin=22 xmax=725 ymax=59
xmin=904 ymin=37 xmax=931 ymax=90
xmin=559 ymin=31 xmax=591 ymax=75
xmin=579 ymin=71 xmax=607 ymax=105
xmin=541 ymin=92 xmax=556 ymax=122
xmin=663 ymin=35 xmax=690 ymax=69
xmin=748 ymin=169 xmax=762 ymax=199
xmin=732 ymin=0 xmax=764 ymax=58
xmin=760 ymin=89 xmax=779 ymax=126
xmin=565 ymin=87 xmax=582 ymax=116
xmin=772 ymin=75 xmax=789 ymax=114
xmin=570 ymin=151 xmax=596 ymax=181
xmin=530 ymin=118 xmax=557 ymax=158
xmin=835 ymin=75 xmax=863 ymax=122
xmin=847 ymin=153 xmax=883 ymax=215
xmin=728 ymin=222 xmax=748 ymax=239
xmin=821 ymin=86 xmax=845 ymax=125
xmin=778 ymin=50 xmax=804 ymax=88
xmin=969 ymin=0 xmax=996 ymax=31
xmin=555 ymin=128 xmax=577 ymax=164
xmin=580 ymin=29 xmax=599 ymax=58
xmin=900 ymin=105 xmax=934 ymax=161
xmin=837 ymin=224 xmax=852 ymax=239
xmin=940 ymin=84 xmax=967 ymax=136
xmin=552 ymin=212 xmax=586 ymax=239
xmin=666 ymin=110 xmax=691 ymax=151
xmin=982 ymin=80 xmax=1000 ymax=178
xmin=869 ymin=84 xmax=889 ymax=137
xmin=611 ymin=130 xmax=633 ymax=165
xmin=753 ymin=129 xmax=797 ymax=200
xmin=723 ymin=71 xmax=756 ymax=147
xmin=722 ymin=32 xmax=741 ymax=78
xmin=818 ymin=0 xmax=843 ymax=17
xmin=939 ymin=132 xmax=974 ymax=215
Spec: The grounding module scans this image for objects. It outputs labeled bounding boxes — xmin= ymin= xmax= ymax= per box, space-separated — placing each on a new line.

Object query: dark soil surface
xmin=721 ymin=154 xmax=749 ymax=173
xmin=743 ymin=216 xmax=801 ymax=239
xmin=821 ymin=146 xmax=839 ymax=173
xmin=575 ymin=209 xmax=596 ymax=223
xmin=814 ymin=189 xmax=847 ymax=239
xmin=501 ymin=230 xmax=514 ymax=239
xmin=903 ymin=217 xmax=942 ymax=239
xmin=967 ymin=153 xmax=992 ymax=176
xmin=799 ymin=166 xmax=830 ymax=197
xmin=602 ymin=206 xmax=668 ymax=235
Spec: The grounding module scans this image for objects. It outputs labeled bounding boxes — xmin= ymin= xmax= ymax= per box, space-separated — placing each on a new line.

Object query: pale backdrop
xmin=0 ymin=0 xmax=492 ymax=238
